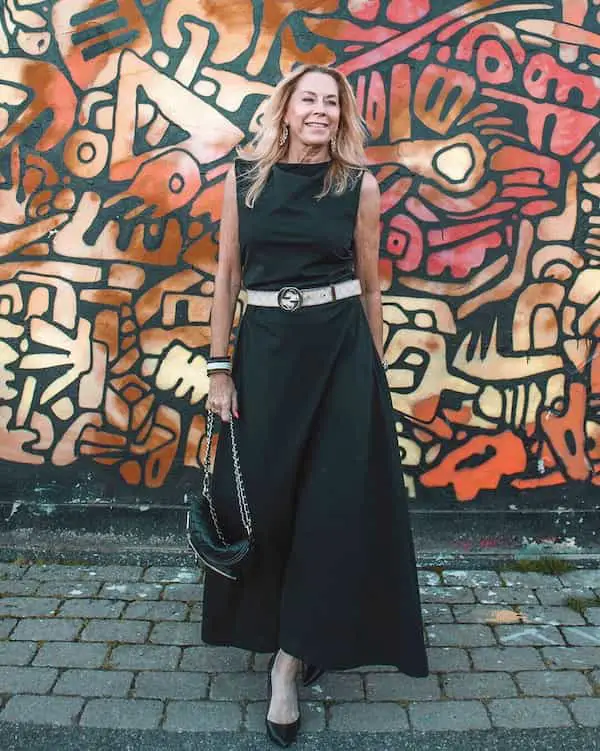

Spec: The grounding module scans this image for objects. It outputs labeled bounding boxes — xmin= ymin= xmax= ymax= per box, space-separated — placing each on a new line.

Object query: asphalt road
xmin=0 ymin=726 xmax=599 ymax=751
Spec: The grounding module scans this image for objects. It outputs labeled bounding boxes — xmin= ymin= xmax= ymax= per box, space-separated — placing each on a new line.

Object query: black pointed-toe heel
xmin=265 ymin=653 xmax=300 ymax=748
xmin=302 ymin=663 xmax=325 ymax=687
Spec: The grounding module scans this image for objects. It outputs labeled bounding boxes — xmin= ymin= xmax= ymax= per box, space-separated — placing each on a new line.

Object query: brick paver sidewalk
xmin=0 ymin=560 xmax=599 ymax=733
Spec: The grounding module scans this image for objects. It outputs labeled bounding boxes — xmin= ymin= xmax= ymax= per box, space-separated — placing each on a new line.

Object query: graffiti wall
xmin=0 ymin=0 xmax=599 ymax=506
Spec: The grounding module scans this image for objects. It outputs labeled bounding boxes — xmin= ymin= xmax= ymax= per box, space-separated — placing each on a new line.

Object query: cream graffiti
xmin=0 ymin=0 xmax=599 ymax=500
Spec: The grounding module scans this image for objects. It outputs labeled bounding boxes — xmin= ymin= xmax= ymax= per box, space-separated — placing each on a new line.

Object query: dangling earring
xmin=330 ymin=133 xmax=337 ymax=150
xmin=279 ymin=123 xmax=289 ymax=146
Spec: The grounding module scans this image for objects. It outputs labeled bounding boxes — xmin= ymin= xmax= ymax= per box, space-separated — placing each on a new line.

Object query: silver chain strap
xmin=201 ymin=410 xmax=253 ymax=544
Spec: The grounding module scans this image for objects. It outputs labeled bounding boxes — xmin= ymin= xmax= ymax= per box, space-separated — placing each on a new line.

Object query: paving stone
xmin=188 ymin=603 xmax=203 ymax=622
xmin=80 ymin=619 xmax=151 ymax=644
xmin=162 ymin=584 xmax=204 ymax=601
xmin=561 ymin=626 xmax=600 ymax=646
xmin=24 ymin=564 xmax=143 ymax=582
xmin=475 ymin=588 xmax=538 ymax=605
xmin=0 ymin=618 xmax=16 ymax=639
xmin=443 ymin=570 xmax=502 ymax=587
xmin=409 ymin=700 xmax=491 ymax=731
xmin=53 ymin=669 xmax=133 ymax=697
xmin=80 ymin=698 xmax=163 ymax=729
xmin=427 ymin=624 xmax=496 ymax=647
xmin=470 ymin=647 xmax=545 ymax=671
xmin=57 ymin=599 xmax=126 ymax=619
xmin=0 ymin=597 xmax=60 ymax=617
xmin=442 ymin=672 xmax=516 ymax=699
xmin=0 ymin=580 xmax=40 ymax=596
xmin=585 ymin=608 xmax=600 ymax=626
xmin=0 ymin=695 xmax=83 ymax=725
xmin=559 ymin=571 xmax=600 ymax=589
xmin=0 ymin=563 xmax=29 ymax=579
xmin=246 ymin=701 xmax=325 ymax=732
xmin=142 ymin=567 xmax=200 ymax=583
xmin=109 ymin=645 xmax=180 ymax=671
xmin=500 ymin=572 xmax=562 ymax=588
xmin=569 ymin=698 xmax=600 ymax=727
xmin=329 ymin=702 xmax=409 ymax=731
xmin=87 ymin=566 xmax=145 ymax=582
xmin=518 ymin=605 xmax=587 ymax=626
xmin=210 ymin=671 xmax=268 ymax=701
xmin=253 ymin=653 xmax=278 ymax=671
xmin=495 ymin=625 xmax=564 ymax=647
xmin=11 ymin=618 xmax=83 ymax=642
xmin=418 ymin=570 xmax=441 ymax=586
xmin=99 ymin=583 xmax=163 ymax=601
xmin=0 ymin=641 xmax=37 ymax=666
xmin=123 ymin=601 xmax=187 ymax=621
xmin=33 ymin=642 xmax=108 ymax=669
xmin=365 ymin=673 xmax=440 ymax=701
xmin=422 ymin=604 xmax=454 ymax=624
xmin=299 ymin=672 xmax=365 ymax=702
xmin=426 ymin=647 xmax=471 ymax=672
xmin=180 ymin=646 xmax=250 ymax=672
xmin=488 ymin=698 xmax=572 ymax=728
xmin=515 ymin=670 xmax=593 ymax=697
xmin=0 ymin=666 xmax=58 ymax=693
xmin=542 ymin=646 xmax=600 ymax=669
xmin=149 ymin=622 xmax=203 ymax=646
xmin=35 ymin=582 xmax=102 ymax=598
xmin=419 ymin=587 xmax=475 ymax=604
xmin=453 ymin=605 xmax=521 ymax=625
xmin=536 ymin=587 xmax=596 ymax=606
xmin=23 ymin=565 xmax=84 ymax=582
xmin=163 ymin=700 xmax=242 ymax=732
xmin=134 ymin=671 xmax=209 ymax=700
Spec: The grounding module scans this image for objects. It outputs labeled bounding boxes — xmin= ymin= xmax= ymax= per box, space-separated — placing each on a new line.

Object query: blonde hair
xmin=238 ymin=64 xmax=369 ymax=208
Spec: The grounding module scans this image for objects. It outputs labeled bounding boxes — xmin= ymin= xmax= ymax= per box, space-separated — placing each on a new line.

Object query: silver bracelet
xmin=207 ymin=360 xmax=232 ymax=375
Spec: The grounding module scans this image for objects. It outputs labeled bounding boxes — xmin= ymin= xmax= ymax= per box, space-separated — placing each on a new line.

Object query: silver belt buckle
xmin=277 ymin=286 xmax=303 ymax=311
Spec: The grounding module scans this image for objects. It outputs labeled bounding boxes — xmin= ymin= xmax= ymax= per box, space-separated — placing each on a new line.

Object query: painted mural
xmin=0 ymin=0 xmax=599 ymax=504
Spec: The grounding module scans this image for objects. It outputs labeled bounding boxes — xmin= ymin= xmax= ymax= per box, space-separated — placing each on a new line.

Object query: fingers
xmin=206 ymin=384 xmax=238 ymax=423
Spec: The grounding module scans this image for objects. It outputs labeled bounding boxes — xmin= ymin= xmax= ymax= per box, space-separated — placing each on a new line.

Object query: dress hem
xmin=201 ymin=634 xmax=429 ymax=677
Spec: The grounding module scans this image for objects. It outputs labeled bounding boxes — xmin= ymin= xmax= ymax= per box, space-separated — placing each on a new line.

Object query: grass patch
xmin=11 ymin=556 xmax=31 ymax=566
xmin=501 ymin=557 xmax=576 ymax=575
xmin=566 ymin=595 xmax=600 ymax=616
xmin=421 ymin=565 xmax=445 ymax=576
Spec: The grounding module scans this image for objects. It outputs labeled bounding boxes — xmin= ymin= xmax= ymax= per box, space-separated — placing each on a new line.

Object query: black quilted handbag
xmin=186 ymin=409 xmax=254 ymax=580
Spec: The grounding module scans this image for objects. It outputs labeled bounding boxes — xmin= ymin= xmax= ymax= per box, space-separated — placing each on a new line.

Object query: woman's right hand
xmin=206 ymin=373 xmax=239 ymax=422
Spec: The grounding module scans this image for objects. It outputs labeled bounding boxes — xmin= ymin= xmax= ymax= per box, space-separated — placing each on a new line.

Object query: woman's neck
xmin=284 ymin=143 xmax=330 ymax=164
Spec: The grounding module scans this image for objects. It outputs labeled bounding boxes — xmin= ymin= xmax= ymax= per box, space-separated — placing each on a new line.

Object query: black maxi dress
xmin=201 ymin=159 xmax=429 ymax=676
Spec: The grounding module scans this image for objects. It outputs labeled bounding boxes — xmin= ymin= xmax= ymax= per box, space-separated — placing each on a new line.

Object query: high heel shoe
xmin=265 ymin=653 xmax=300 ymax=748
xmin=302 ymin=663 xmax=325 ymax=687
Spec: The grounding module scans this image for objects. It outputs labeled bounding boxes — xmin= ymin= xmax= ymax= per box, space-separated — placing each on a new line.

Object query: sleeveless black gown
xmin=201 ymin=160 xmax=428 ymax=676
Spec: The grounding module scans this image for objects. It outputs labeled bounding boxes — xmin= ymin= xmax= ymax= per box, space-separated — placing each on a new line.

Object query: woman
xmin=203 ymin=63 xmax=428 ymax=747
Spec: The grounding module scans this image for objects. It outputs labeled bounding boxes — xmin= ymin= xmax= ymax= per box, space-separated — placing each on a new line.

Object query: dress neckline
xmin=274 ymin=161 xmax=331 ymax=176
xmin=275 ymin=160 xmax=330 ymax=167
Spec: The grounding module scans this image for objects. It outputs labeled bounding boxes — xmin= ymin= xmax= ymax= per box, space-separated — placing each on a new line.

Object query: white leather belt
xmin=246 ymin=278 xmax=361 ymax=312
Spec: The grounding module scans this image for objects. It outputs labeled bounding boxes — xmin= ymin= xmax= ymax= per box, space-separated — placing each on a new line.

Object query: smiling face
xmin=284 ymin=70 xmax=341 ymax=151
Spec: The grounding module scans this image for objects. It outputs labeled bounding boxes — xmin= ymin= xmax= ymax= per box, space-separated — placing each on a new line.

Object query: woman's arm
xmin=206 ymin=165 xmax=242 ymax=422
xmin=210 ymin=166 xmax=242 ymax=358
xmin=354 ymin=170 xmax=384 ymax=359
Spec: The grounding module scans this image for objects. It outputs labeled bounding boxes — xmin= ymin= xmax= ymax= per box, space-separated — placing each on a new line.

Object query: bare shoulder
xmin=359 ymin=169 xmax=379 ymax=196
xmin=222 ymin=163 xmax=238 ymax=199
xmin=357 ymin=170 xmax=380 ymax=215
